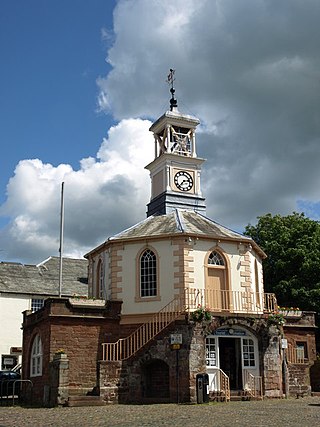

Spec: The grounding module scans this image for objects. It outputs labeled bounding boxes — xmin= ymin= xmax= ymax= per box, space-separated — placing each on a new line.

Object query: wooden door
xmin=206 ymin=267 xmax=225 ymax=310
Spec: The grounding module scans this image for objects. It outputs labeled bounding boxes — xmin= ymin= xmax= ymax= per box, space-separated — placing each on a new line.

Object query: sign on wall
xmin=214 ymin=328 xmax=246 ymax=336
xmin=170 ymin=334 xmax=183 ymax=344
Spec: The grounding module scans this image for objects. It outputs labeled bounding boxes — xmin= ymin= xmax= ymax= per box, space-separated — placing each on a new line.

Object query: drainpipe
xmin=281 ymin=331 xmax=289 ymax=398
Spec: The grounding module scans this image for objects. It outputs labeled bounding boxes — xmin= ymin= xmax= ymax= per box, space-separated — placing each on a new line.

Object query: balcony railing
xmin=185 ymin=288 xmax=277 ymax=314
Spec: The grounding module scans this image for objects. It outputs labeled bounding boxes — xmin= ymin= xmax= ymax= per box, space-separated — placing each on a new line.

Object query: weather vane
xmin=166 ymin=68 xmax=178 ymax=111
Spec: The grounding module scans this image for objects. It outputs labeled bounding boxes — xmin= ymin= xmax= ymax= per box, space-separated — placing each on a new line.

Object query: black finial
xmin=166 ymin=68 xmax=178 ymax=111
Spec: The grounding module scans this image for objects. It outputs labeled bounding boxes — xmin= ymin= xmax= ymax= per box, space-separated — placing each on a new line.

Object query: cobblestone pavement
xmin=1 ymin=397 xmax=320 ymax=427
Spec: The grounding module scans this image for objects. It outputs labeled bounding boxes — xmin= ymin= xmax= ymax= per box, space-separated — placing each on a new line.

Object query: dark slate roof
xmin=109 ymin=209 xmax=247 ymax=241
xmin=0 ymin=256 xmax=88 ymax=297
xmin=85 ymin=209 xmax=265 ymax=258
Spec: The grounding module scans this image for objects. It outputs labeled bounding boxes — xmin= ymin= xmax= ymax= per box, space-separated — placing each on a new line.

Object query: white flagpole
xmin=59 ymin=181 xmax=65 ymax=298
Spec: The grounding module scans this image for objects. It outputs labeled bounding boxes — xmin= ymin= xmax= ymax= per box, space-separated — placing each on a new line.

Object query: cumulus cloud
xmin=95 ymin=0 xmax=320 ymax=230
xmin=0 ymin=119 xmax=153 ymax=263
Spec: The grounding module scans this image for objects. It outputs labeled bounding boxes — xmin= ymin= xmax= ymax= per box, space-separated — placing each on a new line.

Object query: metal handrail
xmin=218 ymin=368 xmax=230 ymax=402
xmin=0 ymin=379 xmax=33 ymax=406
xmin=243 ymin=370 xmax=262 ymax=399
xmin=207 ymin=367 xmax=230 ymax=402
xmin=102 ymin=295 xmax=185 ymax=361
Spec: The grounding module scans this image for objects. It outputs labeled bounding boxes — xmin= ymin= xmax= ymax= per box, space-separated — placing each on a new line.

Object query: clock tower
xmin=145 ymin=70 xmax=206 ymax=217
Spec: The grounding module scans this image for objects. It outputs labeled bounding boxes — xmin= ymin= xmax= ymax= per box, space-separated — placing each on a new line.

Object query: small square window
xmin=31 ymin=299 xmax=45 ymax=312
xmin=296 ymin=341 xmax=308 ymax=361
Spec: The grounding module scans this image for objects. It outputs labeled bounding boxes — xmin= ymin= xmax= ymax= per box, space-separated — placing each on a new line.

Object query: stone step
xmin=66 ymin=396 xmax=106 ymax=407
xmin=229 ymin=390 xmax=262 ymax=401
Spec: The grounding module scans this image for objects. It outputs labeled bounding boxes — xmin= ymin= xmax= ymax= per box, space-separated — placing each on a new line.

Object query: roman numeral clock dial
xmin=174 ymin=171 xmax=193 ymax=191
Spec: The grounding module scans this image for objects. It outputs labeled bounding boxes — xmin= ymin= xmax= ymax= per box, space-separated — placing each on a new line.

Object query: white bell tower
xmin=145 ymin=69 xmax=206 ymax=217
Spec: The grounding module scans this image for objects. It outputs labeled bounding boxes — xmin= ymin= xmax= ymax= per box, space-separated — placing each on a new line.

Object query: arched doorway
xmin=206 ymin=326 xmax=259 ymax=392
xmin=142 ymin=359 xmax=170 ymax=400
xmin=205 ymin=249 xmax=229 ymax=311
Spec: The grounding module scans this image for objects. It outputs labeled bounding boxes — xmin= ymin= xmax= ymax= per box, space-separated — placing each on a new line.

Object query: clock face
xmin=174 ymin=171 xmax=193 ymax=191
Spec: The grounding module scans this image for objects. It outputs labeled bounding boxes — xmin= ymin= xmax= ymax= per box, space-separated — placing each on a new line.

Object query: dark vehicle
xmin=0 ymin=371 xmax=21 ymax=397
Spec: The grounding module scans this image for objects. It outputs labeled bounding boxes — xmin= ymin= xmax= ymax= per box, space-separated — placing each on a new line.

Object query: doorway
xmin=205 ymin=250 xmax=228 ymax=311
xmin=142 ymin=360 xmax=170 ymax=399
xmin=219 ymin=338 xmax=242 ymax=390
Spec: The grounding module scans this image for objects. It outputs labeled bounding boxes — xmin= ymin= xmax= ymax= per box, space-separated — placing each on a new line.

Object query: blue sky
xmin=0 ymin=0 xmax=115 ymax=213
xmin=1 ymin=0 xmax=320 ymax=264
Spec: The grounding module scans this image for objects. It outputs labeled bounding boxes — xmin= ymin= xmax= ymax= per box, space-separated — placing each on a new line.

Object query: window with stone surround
xmin=96 ymin=259 xmax=105 ymax=299
xmin=30 ymin=335 xmax=43 ymax=377
xmin=296 ymin=341 xmax=308 ymax=361
xmin=140 ymin=249 xmax=157 ymax=297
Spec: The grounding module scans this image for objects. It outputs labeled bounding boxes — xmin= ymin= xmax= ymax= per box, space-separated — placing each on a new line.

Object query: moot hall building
xmin=21 ymin=75 xmax=317 ymax=406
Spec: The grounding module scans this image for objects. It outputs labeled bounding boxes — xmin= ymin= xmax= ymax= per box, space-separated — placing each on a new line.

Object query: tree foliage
xmin=244 ymin=212 xmax=320 ymax=313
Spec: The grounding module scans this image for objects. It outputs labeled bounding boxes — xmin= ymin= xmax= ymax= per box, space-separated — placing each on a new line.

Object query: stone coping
xmin=68 ymin=298 xmax=105 ymax=308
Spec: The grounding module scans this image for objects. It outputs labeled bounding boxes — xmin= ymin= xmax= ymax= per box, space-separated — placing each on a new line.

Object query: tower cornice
xmin=149 ymin=109 xmax=200 ymax=134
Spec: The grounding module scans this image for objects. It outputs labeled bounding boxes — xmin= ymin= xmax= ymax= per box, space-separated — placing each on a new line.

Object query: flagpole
xmin=59 ymin=181 xmax=65 ymax=298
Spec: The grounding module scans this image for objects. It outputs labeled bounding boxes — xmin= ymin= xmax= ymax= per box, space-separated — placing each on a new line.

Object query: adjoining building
xmin=0 ymin=256 xmax=88 ymax=370
xmin=21 ymin=83 xmax=317 ymax=406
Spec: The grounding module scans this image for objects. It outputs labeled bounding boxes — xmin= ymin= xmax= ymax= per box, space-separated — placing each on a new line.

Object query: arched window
xmin=96 ymin=259 xmax=104 ymax=299
xmin=208 ymin=251 xmax=225 ymax=266
xmin=254 ymin=260 xmax=261 ymax=308
xmin=30 ymin=334 xmax=42 ymax=377
xmin=140 ymin=249 xmax=157 ymax=297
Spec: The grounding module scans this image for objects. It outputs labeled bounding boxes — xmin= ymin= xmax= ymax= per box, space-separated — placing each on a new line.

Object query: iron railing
xmin=185 ymin=288 xmax=277 ymax=314
xmin=102 ymin=295 xmax=184 ymax=361
xmin=243 ymin=370 xmax=263 ymax=399
xmin=207 ymin=368 xmax=230 ymax=402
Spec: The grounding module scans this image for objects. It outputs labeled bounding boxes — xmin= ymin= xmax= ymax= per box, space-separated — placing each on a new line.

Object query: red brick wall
xmin=284 ymin=326 xmax=317 ymax=395
xmin=284 ymin=327 xmax=317 ymax=364
xmin=22 ymin=298 xmax=122 ymax=405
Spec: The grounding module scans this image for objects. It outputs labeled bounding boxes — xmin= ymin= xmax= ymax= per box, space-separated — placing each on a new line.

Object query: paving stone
xmin=0 ymin=397 xmax=320 ymax=427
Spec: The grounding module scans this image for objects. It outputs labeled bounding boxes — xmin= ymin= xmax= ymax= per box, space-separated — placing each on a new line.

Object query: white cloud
xmin=0 ymin=119 xmax=153 ymax=263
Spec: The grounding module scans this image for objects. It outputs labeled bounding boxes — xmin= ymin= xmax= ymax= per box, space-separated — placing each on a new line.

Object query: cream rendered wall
xmin=250 ymin=251 xmax=264 ymax=294
xmin=0 ymin=294 xmax=30 ymax=366
xmin=104 ymin=251 xmax=111 ymax=300
xmin=118 ymin=240 xmax=176 ymax=316
xmin=96 ymin=237 xmax=265 ymax=315
xmin=89 ymin=252 xmax=110 ymax=299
